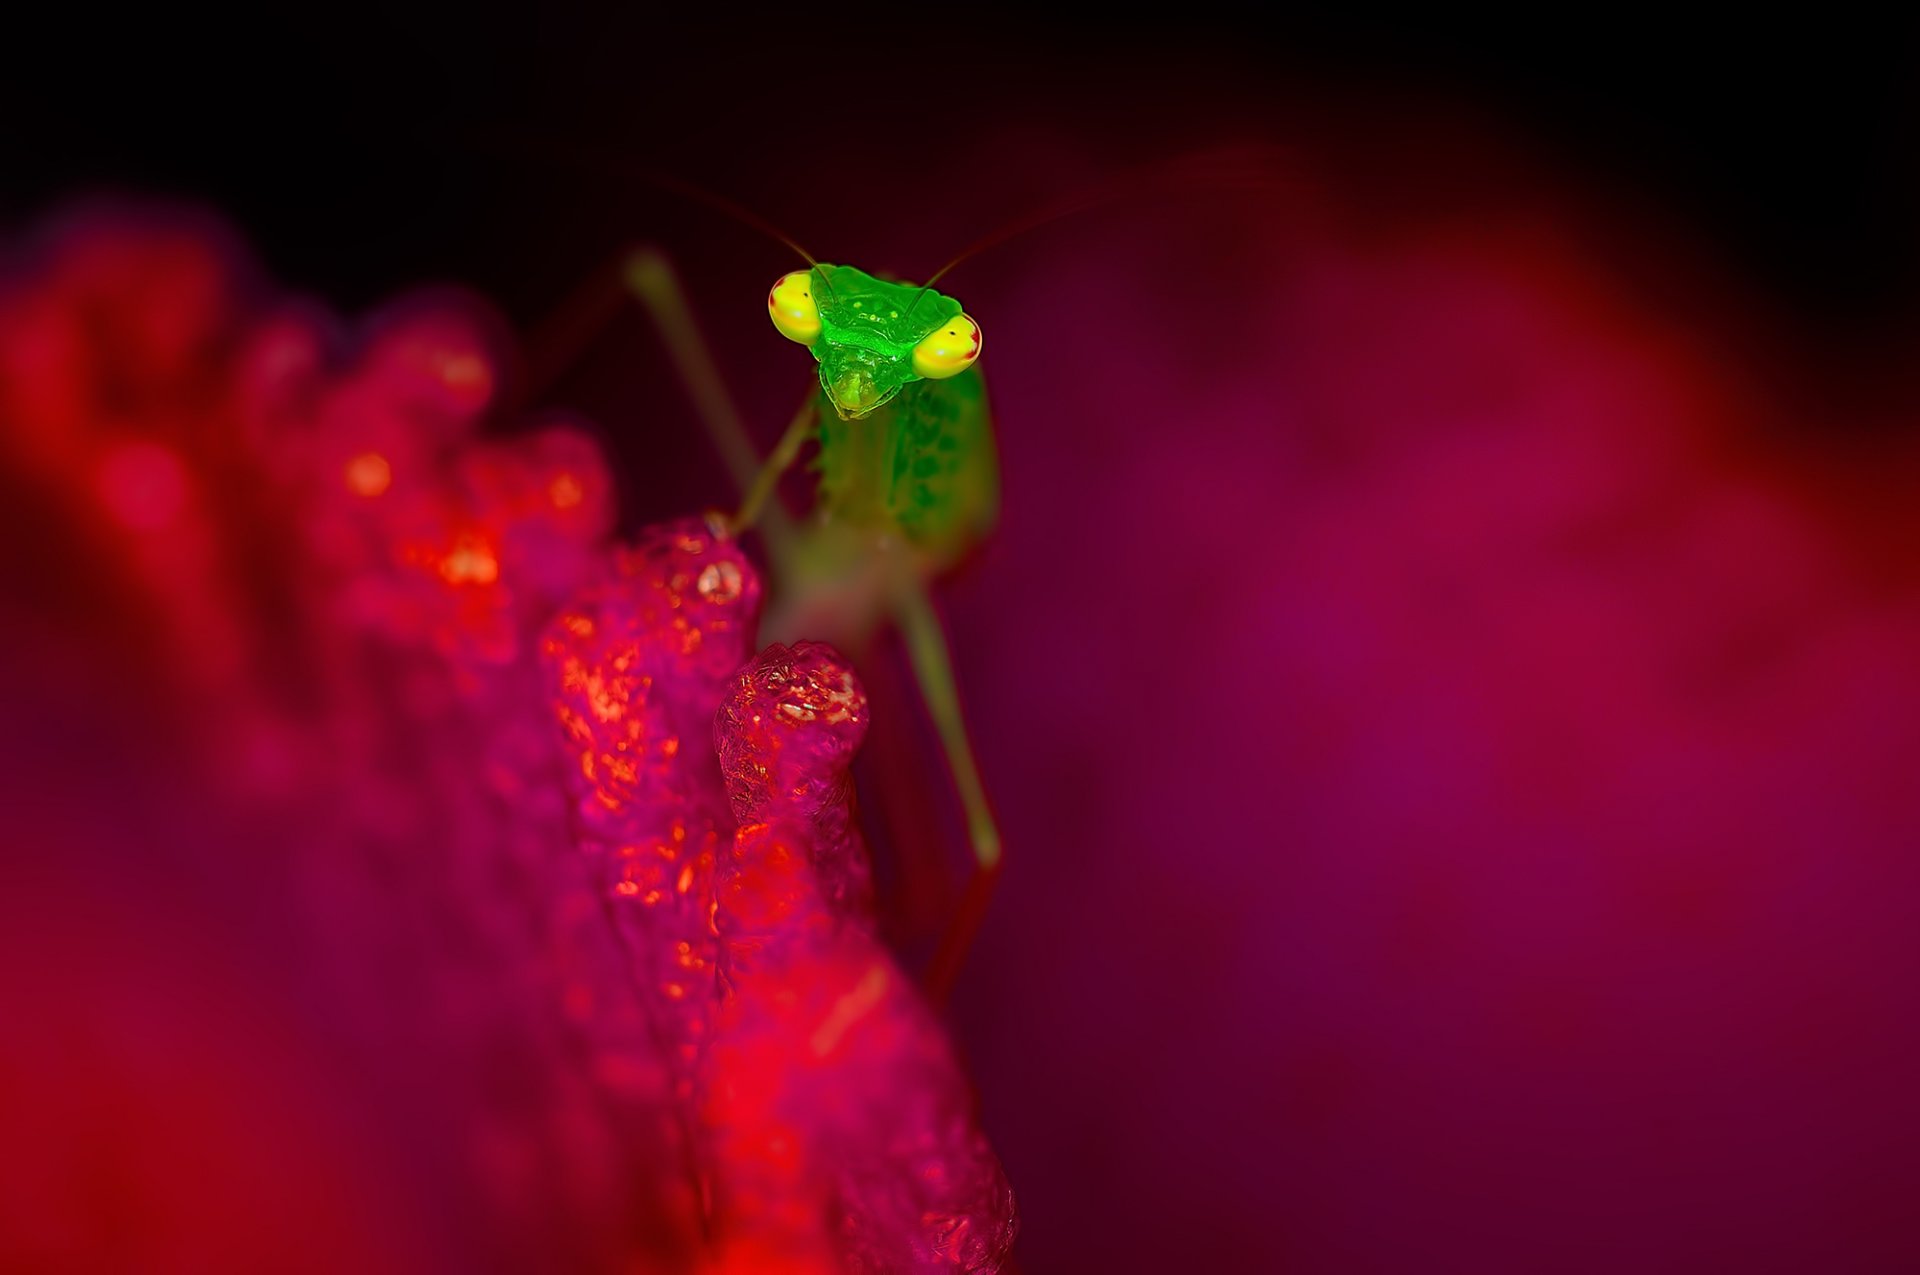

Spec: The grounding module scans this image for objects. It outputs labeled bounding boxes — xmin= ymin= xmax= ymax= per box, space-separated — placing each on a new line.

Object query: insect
xmin=618 ymin=240 xmax=1004 ymax=1000
xmin=542 ymin=153 xmax=1290 ymax=996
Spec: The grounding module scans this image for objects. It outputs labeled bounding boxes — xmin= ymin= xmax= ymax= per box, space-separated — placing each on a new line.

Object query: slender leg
xmin=891 ymin=569 xmax=1003 ymax=1002
xmin=524 ymin=245 xmax=804 ymax=554
xmin=619 ymin=248 xmax=802 ymax=558
xmin=621 ymin=249 xmax=761 ymax=494
xmin=731 ymin=395 xmax=816 ymax=539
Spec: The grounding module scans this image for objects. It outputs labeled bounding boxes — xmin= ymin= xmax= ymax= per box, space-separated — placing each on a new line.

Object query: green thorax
xmin=807 ymin=264 xmax=960 ymax=419
xmin=813 ymin=369 xmax=997 ymax=562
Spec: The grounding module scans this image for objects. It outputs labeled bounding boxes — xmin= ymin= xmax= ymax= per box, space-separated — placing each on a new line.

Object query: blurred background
xmin=7 ymin=10 xmax=1920 ymax=1273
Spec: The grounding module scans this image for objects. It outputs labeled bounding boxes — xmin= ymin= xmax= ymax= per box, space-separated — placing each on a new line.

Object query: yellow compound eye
xmin=911 ymin=313 xmax=982 ymax=379
xmin=767 ymin=270 xmax=820 ymax=345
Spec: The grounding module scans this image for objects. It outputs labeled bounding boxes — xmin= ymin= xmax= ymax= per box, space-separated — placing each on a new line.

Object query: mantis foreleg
xmin=622 ymin=248 xmax=800 ymax=563
xmin=730 ymin=396 xmax=816 ymax=569
xmin=622 ymin=249 xmax=760 ymax=492
xmin=891 ymin=568 xmax=1003 ymax=1002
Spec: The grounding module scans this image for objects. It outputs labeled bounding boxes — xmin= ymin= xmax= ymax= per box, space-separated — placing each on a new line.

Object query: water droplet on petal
xmin=344 ymin=451 xmax=391 ymax=497
xmin=698 ymin=559 xmax=743 ymax=603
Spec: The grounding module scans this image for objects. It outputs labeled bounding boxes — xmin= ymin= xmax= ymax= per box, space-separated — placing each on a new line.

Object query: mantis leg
xmin=891 ymin=569 xmax=1003 ymax=1003
xmin=730 ymin=394 xmax=816 ymax=542
xmin=619 ymin=248 xmax=799 ymax=558
xmin=621 ymin=248 xmax=761 ymax=494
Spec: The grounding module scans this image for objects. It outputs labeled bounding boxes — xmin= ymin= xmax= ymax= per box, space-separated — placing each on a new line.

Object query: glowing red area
xmin=708 ymin=644 xmax=1017 ymax=1270
xmin=541 ymin=518 xmax=762 ymax=1129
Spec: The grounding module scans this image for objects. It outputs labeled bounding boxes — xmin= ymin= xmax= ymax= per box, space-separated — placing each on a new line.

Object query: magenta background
xmin=9 ymin=23 xmax=1920 ymax=1273
xmin=938 ymin=151 xmax=1920 ymax=1271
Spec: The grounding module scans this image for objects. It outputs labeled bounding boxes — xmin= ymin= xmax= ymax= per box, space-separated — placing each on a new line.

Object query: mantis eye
xmin=911 ymin=313 xmax=982 ymax=379
xmin=767 ymin=270 xmax=819 ymax=345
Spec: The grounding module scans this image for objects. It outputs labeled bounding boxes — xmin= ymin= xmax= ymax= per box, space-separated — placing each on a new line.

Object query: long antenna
xmin=923 ymin=144 xmax=1309 ymax=286
xmin=639 ymin=169 xmax=820 ymax=268
xmin=611 ymin=158 xmax=835 ymax=297
xmin=473 ymin=127 xmax=823 ymax=268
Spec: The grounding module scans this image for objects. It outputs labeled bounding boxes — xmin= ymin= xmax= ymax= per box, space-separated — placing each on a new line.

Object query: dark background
xmin=8 ymin=13 xmax=1920 ymax=344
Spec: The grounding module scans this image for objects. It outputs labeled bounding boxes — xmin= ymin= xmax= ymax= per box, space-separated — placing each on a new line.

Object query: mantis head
xmin=767 ymin=264 xmax=982 ymax=419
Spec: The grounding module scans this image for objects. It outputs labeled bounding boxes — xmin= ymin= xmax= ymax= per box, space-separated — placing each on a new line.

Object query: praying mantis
xmin=528 ymin=154 xmax=1283 ymax=999
xmin=617 ymin=241 xmax=1004 ymax=1001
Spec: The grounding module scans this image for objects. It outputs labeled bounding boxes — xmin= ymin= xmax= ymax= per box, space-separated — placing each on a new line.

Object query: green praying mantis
xmin=618 ymin=240 xmax=1004 ymax=1001
xmin=523 ymin=152 xmax=1285 ymax=997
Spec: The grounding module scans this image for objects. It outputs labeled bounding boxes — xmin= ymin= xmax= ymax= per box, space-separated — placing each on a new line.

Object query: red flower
xmin=0 ymin=205 xmax=1013 ymax=1271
